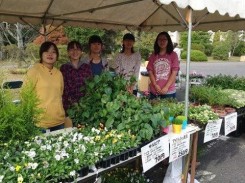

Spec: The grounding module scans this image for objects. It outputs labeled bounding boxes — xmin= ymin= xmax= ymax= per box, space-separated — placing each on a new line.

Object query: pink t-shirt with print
xmin=146 ymin=52 xmax=179 ymax=95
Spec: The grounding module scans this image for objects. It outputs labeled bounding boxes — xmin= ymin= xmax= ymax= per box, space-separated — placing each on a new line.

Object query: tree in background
xmin=180 ymin=31 xmax=213 ymax=56
xmin=33 ymin=25 xmax=68 ymax=45
xmin=64 ymin=27 xmax=117 ymax=55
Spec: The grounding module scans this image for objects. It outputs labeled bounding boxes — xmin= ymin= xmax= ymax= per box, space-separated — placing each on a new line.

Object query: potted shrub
xmin=172 ymin=116 xmax=184 ymax=134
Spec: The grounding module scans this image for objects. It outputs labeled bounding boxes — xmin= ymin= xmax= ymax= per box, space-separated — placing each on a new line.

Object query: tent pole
xmin=184 ymin=7 xmax=192 ymax=117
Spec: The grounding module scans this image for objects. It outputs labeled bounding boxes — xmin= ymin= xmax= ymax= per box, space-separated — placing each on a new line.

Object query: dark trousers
xmin=150 ymin=92 xmax=176 ymax=100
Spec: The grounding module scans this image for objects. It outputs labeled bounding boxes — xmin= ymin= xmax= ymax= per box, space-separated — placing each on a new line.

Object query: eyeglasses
xmin=158 ymin=38 xmax=168 ymax=42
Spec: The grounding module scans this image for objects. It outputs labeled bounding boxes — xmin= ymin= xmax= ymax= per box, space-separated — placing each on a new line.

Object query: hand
xmin=127 ymin=85 xmax=133 ymax=94
xmin=160 ymin=86 xmax=168 ymax=94
xmin=154 ymin=84 xmax=162 ymax=94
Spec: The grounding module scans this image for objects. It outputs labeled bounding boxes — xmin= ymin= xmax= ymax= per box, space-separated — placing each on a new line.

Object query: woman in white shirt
xmin=114 ymin=33 xmax=141 ymax=95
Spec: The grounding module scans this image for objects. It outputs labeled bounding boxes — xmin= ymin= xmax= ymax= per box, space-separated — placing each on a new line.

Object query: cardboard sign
xmin=224 ymin=112 xmax=237 ymax=136
xmin=141 ymin=135 xmax=169 ymax=172
xmin=169 ymin=133 xmax=190 ymax=162
xmin=204 ymin=119 xmax=222 ymax=143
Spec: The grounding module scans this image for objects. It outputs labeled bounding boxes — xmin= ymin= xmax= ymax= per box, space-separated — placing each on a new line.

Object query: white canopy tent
xmin=0 ymin=0 xmax=244 ymax=115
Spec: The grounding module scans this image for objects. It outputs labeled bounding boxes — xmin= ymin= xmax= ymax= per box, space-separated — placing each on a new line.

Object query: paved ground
xmin=196 ymin=134 xmax=245 ymax=183
xmin=179 ymin=61 xmax=245 ymax=77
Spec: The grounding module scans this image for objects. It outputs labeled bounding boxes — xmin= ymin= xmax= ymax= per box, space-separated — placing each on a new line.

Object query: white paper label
xmin=141 ymin=135 xmax=169 ymax=172
xmin=204 ymin=119 xmax=222 ymax=143
xmin=224 ymin=112 xmax=237 ymax=136
xmin=169 ymin=133 xmax=190 ymax=162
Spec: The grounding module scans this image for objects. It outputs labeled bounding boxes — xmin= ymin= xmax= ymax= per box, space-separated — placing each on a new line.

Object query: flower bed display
xmin=0 ymin=127 xmax=139 ymax=182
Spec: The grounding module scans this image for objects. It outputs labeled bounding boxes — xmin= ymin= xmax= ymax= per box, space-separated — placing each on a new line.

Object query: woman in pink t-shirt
xmin=147 ymin=31 xmax=179 ymax=99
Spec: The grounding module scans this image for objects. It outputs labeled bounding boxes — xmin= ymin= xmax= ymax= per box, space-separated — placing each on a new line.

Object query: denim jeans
xmin=150 ymin=92 xmax=176 ymax=100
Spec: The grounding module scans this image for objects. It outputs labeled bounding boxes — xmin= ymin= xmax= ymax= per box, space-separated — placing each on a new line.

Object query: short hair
xmin=39 ymin=41 xmax=59 ymax=63
xmin=67 ymin=40 xmax=82 ymax=51
xmin=154 ymin=31 xmax=174 ymax=55
xmin=88 ymin=35 xmax=103 ymax=45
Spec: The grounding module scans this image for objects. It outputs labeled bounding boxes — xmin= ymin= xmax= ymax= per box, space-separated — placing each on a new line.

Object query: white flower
xmin=55 ymin=154 xmax=61 ymax=161
xmin=4 ymin=152 xmax=9 ymax=159
xmin=46 ymin=144 xmax=52 ymax=150
xmin=0 ymin=175 xmax=4 ymax=183
xmin=17 ymin=174 xmax=23 ymax=183
xmin=104 ymin=127 xmax=108 ymax=131
xmin=83 ymin=137 xmax=90 ymax=142
xmin=74 ymin=159 xmax=79 ymax=164
xmin=60 ymin=150 xmax=69 ymax=158
xmin=69 ymin=170 xmax=76 ymax=177
xmin=40 ymin=145 xmax=47 ymax=151
xmin=9 ymin=166 xmax=15 ymax=171
xmin=31 ymin=163 xmax=38 ymax=170
xmin=80 ymin=145 xmax=86 ymax=152
xmin=43 ymin=161 xmax=49 ymax=168
xmin=78 ymin=133 xmax=83 ymax=140
xmin=91 ymin=127 xmax=96 ymax=133
xmin=94 ymin=152 xmax=99 ymax=156
xmin=63 ymin=141 xmax=69 ymax=148
xmin=25 ymin=150 xmax=36 ymax=159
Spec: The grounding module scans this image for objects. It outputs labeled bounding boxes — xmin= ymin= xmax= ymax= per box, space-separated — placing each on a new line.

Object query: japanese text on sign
xmin=141 ymin=135 xmax=169 ymax=172
xmin=204 ymin=119 xmax=222 ymax=143
xmin=224 ymin=112 xmax=237 ymax=136
xmin=169 ymin=133 xmax=190 ymax=162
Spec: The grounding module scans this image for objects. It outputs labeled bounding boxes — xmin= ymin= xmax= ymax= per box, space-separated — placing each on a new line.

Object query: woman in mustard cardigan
xmin=24 ymin=41 xmax=66 ymax=132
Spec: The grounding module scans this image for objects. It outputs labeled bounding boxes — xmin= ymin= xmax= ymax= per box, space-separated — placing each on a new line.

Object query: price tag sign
xmin=169 ymin=133 xmax=190 ymax=162
xmin=224 ymin=112 xmax=237 ymax=136
xmin=204 ymin=119 xmax=222 ymax=143
xmin=141 ymin=135 xmax=169 ymax=172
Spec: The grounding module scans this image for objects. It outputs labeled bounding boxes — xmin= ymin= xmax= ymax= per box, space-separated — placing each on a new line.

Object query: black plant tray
xmin=78 ymin=166 xmax=89 ymax=177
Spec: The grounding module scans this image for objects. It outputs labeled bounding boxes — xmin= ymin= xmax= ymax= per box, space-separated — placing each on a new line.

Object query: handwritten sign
xmin=169 ymin=133 xmax=190 ymax=162
xmin=224 ymin=112 xmax=237 ymax=136
xmin=141 ymin=135 xmax=169 ymax=172
xmin=204 ymin=119 xmax=222 ymax=143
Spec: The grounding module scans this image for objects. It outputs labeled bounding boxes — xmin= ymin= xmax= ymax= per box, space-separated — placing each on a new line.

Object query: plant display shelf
xmin=75 ymin=152 xmax=141 ymax=183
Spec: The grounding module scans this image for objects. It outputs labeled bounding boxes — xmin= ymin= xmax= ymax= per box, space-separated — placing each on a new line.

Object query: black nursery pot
xmin=120 ymin=150 xmax=129 ymax=161
xmin=110 ymin=154 xmax=120 ymax=164
xmin=100 ymin=157 xmax=112 ymax=168
xmin=78 ymin=166 xmax=89 ymax=177
xmin=128 ymin=147 xmax=138 ymax=157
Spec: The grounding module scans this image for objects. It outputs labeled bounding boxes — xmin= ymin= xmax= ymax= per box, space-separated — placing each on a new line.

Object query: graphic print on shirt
xmin=154 ymin=57 xmax=170 ymax=81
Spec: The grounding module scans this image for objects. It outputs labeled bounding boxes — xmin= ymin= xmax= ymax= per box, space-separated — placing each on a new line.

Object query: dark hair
xmin=39 ymin=41 xmax=59 ymax=63
xmin=89 ymin=35 xmax=103 ymax=45
xmin=123 ymin=33 xmax=135 ymax=41
xmin=120 ymin=33 xmax=135 ymax=53
xmin=154 ymin=31 xmax=174 ymax=55
xmin=67 ymin=40 xmax=82 ymax=51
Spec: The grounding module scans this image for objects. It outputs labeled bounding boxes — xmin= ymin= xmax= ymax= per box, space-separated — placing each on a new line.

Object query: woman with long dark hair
xmin=147 ymin=31 xmax=179 ymax=99
xmin=115 ymin=33 xmax=141 ymax=95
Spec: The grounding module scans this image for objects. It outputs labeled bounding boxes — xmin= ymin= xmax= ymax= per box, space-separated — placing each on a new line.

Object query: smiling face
xmin=41 ymin=45 xmax=57 ymax=68
xmin=68 ymin=44 xmax=82 ymax=62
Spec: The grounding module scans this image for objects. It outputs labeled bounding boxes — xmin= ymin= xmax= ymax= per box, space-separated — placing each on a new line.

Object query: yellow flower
xmin=105 ymin=135 xmax=110 ymax=139
xmin=112 ymin=138 xmax=118 ymax=144
xmin=131 ymin=135 xmax=136 ymax=139
xmin=15 ymin=165 xmax=21 ymax=172
xmin=95 ymin=136 xmax=101 ymax=141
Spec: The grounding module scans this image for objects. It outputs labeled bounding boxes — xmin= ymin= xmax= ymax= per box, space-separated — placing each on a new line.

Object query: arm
xmin=148 ymin=70 xmax=162 ymax=94
xmin=160 ymin=70 xmax=178 ymax=94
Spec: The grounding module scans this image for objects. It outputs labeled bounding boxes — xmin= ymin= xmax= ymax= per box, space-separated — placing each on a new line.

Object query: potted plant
xmin=177 ymin=115 xmax=188 ymax=129
xmin=172 ymin=116 xmax=184 ymax=134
